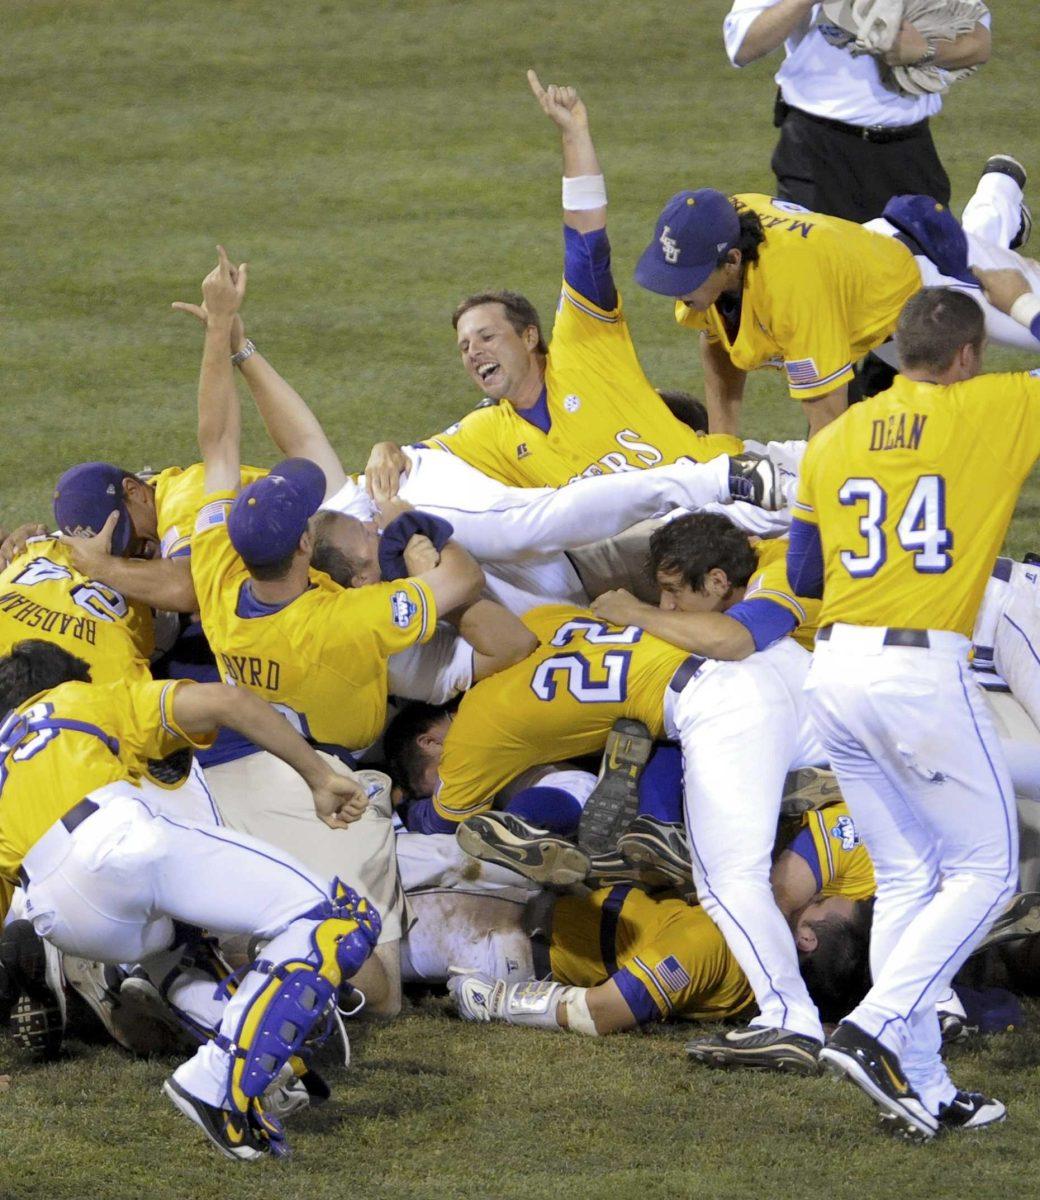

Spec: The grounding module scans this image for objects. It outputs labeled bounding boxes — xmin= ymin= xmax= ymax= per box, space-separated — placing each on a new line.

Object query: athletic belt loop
xmin=669 ymin=654 xmax=706 ymax=693
xmin=816 ymin=625 xmax=930 ymax=648
xmin=17 ymin=797 xmax=100 ymax=886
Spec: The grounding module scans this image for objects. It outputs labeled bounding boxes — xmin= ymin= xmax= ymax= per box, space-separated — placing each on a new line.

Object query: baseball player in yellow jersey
xmin=0 ymin=638 xmax=378 ymax=1161
xmin=0 ymin=536 xmax=154 ymax=684
xmin=788 ymin=288 xmax=1040 ymax=1138
xmin=364 ymin=73 xmax=741 ymax=496
xmin=635 ymin=189 xmax=1040 ymax=437
xmin=188 ymin=246 xmax=485 ymax=1011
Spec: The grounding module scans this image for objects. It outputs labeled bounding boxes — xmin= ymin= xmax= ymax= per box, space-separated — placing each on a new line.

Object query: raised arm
xmin=527 ymin=69 xmax=604 ymax=235
xmin=194 ymin=247 xmax=247 ymax=494
xmin=726 ymin=0 xmax=817 ymax=68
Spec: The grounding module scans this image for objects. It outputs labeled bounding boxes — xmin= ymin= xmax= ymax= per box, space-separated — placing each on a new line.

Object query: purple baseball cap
xmin=53 ymin=462 xmax=136 ymax=556
xmin=227 ymin=457 xmax=326 ymax=566
xmin=634 ymin=189 xmax=741 ymax=297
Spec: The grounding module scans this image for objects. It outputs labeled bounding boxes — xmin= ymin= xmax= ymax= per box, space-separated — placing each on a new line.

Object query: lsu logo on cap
xmin=390 ymin=589 xmax=417 ymax=629
xmin=659 ymin=225 xmax=681 ymax=264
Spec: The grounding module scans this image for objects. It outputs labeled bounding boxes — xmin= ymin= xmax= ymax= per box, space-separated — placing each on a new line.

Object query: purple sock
xmin=507 ymin=786 xmax=581 ymax=835
xmin=637 ymin=744 xmax=683 ymax=823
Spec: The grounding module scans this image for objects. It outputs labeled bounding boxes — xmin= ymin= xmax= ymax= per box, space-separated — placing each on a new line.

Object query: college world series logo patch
xmin=390 ymin=589 xmax=417 ymax=628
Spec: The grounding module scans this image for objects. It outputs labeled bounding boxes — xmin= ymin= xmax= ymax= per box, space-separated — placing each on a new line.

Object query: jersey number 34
xmin=839 ymin=474 xmax=952 ymax=577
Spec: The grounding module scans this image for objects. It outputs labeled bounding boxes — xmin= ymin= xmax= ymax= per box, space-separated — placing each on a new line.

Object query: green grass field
xmin=4 ymin=1 xmax=1040 ymax=1196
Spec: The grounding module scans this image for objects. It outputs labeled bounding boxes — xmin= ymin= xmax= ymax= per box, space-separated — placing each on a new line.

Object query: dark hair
xmin=451 ymin=291 xmax=548 ymax=356
xmin=310 ymin=510 xmax=365 ymax=589
xmin=657 ymin=390 xmax=708 ymax=435
xmin=383 ymin=702 xmax=450 ymax=799
xmin=719 ymin=208 xmax=765 ymax=269
xmin=648 ymin=512 xmax=757 ymax=592
xmin=799 ymin=897 xmax=875 ymax=1023
xmin=0 ymin=641 xmax=92 ymax=714
xmin=243 ymin=549 xmax=298 ymax=582
xmin=895 ymin=287 xmax=985 ymax=373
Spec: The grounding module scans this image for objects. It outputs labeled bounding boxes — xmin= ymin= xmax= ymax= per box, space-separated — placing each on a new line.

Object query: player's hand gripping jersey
xmin=676 ymin=195 xmax=921 ymax=402
xmin=427 ymin=228 xmax=741 ymax=486
xmin=191 ymin=491 xmax=437 ymax=754
xmin=0 ymin=538 xmax=154 ymax=684
xmin=0 ymin=677 xmax=212 ymax=895
xmin=433 ymin=605 xmax=691 ymax=822
xmin=795 ymin=372 xmax=1040 ymax=634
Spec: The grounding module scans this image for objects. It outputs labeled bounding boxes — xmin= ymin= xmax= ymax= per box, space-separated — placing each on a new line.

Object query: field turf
xmin=3 ymin=2 xmax=1040 ymax=1197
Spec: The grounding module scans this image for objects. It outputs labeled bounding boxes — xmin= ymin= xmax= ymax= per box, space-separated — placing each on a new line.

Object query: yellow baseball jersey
xmin=795 ymin=372 xmax=1040 ymax=636
xmin=190 ymin=491 xmax=436 ymax=752
xmin=676 ymin=194 xmax=921 ymax=401
xmin=551 ymin=884 xmax=754 ymax=1024
xmin=0 ymin=678 xmax=212 ymax=889
xmin=743 ymin=538 xmax=821 ymax=651
xmin=795 ymin=801 xmax=876 ymax=901
xmin=427 ymin=279 xmax=741 ymax=487
xmin=152 ymin=463 xmax=266 ymax=560
xmin=433 ymin=605 xmax=690 ymax=822
xmin=0 ymin=538 xmax=154 ymax=685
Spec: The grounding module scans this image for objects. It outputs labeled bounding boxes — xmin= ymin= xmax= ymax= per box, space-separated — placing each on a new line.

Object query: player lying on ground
xmin=635 ymin=162 xmax=1039 ymax=436
xmin=0 ymin=638 xmax=379 ymax=1163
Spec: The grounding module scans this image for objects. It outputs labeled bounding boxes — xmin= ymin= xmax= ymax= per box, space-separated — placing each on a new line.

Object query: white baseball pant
xmin=664 ymin=637 xmax=827 ymax=1042
xmin=805 ymin=625 xmax=1018 ymax=1113
xmin=19 ymin=780 xmax=338 ymax=1107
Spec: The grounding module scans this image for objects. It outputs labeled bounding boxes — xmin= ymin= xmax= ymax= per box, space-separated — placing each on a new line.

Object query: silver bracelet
xmin=231 ymin=338 xmax=256 ymax=367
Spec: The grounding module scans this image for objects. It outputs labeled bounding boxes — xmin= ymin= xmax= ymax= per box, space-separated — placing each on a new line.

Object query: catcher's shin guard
xmin=218 ymin=881 xmax=380 ymax=1114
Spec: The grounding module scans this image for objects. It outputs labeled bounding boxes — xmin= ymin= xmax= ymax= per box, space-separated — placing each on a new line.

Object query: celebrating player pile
xmin=5 ymin=41 xmax=1040 ymax=1167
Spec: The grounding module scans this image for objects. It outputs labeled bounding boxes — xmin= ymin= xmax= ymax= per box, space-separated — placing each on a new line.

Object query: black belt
xmin=817 ymin=625 xmax=930 ymax=648
xmin=669 ymin=654 xmax=706 ymax=693
xmin=779 ymin=95 xmax=930 ymax=144
xmin=17 ymin=798 xmax=99 ymax=887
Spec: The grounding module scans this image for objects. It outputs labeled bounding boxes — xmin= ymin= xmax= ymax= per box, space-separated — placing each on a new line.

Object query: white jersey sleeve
xmin=387 ymin=623 xmax=475 ymax=705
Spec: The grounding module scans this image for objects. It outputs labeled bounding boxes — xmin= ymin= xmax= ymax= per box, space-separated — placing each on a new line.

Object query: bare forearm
xmin=239 ymin=351 xmax=346 ymax=494
xmin=733 ymin=0 xmax=816 ymax=66
xmin=461 ymin=600 xmax=538 ymax=678
xmin=561 ymin=128 xmax=605 ymax=234
xmin=623 ymin=602 xmax=754 ymax=660
xmin=933 ymin=22 xmax=990 ymax=69
xmin=700 ymin=333 xmax=746 ymax=437
xmin=198 ymin=318 xmax=241 ymax=489
xmin=422 ymin=541 xmax=485 ymax=613
xmin=88 ymin=555 xmax=197 ymax=613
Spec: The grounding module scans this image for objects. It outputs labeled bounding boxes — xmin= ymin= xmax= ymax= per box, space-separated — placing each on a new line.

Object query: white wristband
xmin=1010 ymin=292 xmax=1040 ymax=330
xmin=562 ymin=174 xmax=607 ymax=211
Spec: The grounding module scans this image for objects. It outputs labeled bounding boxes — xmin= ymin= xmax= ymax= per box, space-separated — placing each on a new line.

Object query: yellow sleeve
xmin=674 ymin=300 xmax=712 ymax=335
xmin=771 ymin=270 xmax=857 ymax=401
xmin=423 ymin=407 xmax=522 ymax=484
xmin=338 ymin=577 xmax=437 ymax=656
xmin=118 ymin=678 xmax=217 ymax=767
xmin=792 ymin=439 xmax=820 ymax=528
xmin=744 ymin=551 xmax=808 ymax=629
xmin=188 ymin=491 xmax=240 ymax=623
xmin=553 ymin=277 xmax=623 ymax=333
xmin=0 ymin=875 xmax=14 ymax=924
xmin=808 ymin=804 xmax=876 ymax=900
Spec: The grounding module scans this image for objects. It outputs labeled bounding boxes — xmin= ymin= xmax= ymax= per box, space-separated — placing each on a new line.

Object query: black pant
xmin=771 ymin=104 xmax=951 ymax=224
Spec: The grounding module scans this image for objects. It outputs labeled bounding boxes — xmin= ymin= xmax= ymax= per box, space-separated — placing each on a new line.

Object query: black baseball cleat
xmin=686 ymin=1026 xmax=822 ymax=1075
xmin=584 ymin=849 xmax=678 ymax=891
xmin=1013 ymin=201 xmax=1033 ymax=251
xmin=163 ymin=1077 xmax=270 ymax=1162
xmin=578 ymin=719 xmax=653 ymax=855
xmin=819 ymin=1021 xmax=939 ymax=1140
xmin=617 ymin=815 xmax=692 ymax=887
xmin=457 ymin=812 xmax=590 ymax=886
xmin=936 ymin=1090 xmax=1007 ymax=1132
xmin=983 ymin=154 xmax=1027 ymax=190
xmin=976 ymin=891 xmax=1040 ymax=951
xmin=1 ymin=920 xmax=66 ymax=1061
xmin=780 ymin=767 xmax=843 ymax=817
xmin=727 ymin=453 xmax=782 ymax=511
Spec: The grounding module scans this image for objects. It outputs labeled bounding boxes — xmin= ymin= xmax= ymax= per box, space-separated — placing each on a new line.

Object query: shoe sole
xmin=686 ymin=1042 xmax=821 ymax=1076
xmin=578 ymin=721 xmax=652 ymax=855
xmin=457 ymin=818 xmax=590 ymax=886
xmin=780 ymin=768 xmax=843 ymax=817
xmin=819 ymin=1047 xmax=937 ymax=1140
xmin=978 ymin=893 xmax=1040 ymax=949
xmin=617 ymin=831 xmax=691 ymax=886
xmin=162 ymin=1079 xmax=264 ymax=1162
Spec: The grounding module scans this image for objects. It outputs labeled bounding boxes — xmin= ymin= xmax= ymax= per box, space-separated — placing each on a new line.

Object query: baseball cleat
xmin=448 ymin=968 xmax=501 ymax=1023
xmin=162 ymin=1077 xmax=270 ymax=1162
xmin=578 ymin=719 xmax=653 ymax=854
xmin=976 ymin=891 xmax=1040 ymax=951
xmin=936 ymin=1090 xmax=1007 ymax=1132
xmin=780 ymin=767 xmax=843 ymax=817
xmin=727 ymin=453 xmax=782 ymax=511
xmin=457 ymin=812 xmax=590 ymax=886
xmin=584 ymin=849 xmax=678 ymax=891
xmin=685 ymin=1026 xmax=822 ymax=1075
xmin=1012 ymin=201 xmax=1032 ymax=251
xmin=617 ymin=816 xmax=692 ymax=887
xmin=983 ymin=154 xmax=1027 ymax=191
xmin=1 ymin=920 xmax=66 ymax=1061
xmin=819 ymin=1021 xmax=939 ymax=1141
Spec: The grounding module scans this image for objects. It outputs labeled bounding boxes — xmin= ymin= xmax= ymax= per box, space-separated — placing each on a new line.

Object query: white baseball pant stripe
xmin=665 ymin=638 xmax=827 ymax=1042
xmin=805 ymin=629 xmax=1018 ymax=1113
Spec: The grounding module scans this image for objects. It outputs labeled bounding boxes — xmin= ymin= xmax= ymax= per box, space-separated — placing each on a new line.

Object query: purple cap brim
xmin=633 ymin=243 xmax=717 ymax=298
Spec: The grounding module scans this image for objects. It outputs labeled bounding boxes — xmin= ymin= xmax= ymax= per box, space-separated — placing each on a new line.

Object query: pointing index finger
xmin=527 ymin=68 xmax=546 ymax=100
